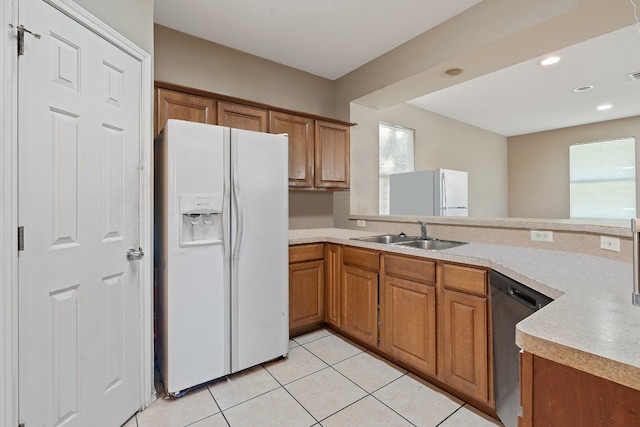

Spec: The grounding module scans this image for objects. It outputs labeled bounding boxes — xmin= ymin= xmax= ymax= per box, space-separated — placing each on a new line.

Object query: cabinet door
xmin=341 ymin=264 xmax=378 ymax=346
xmin=315 ymin=120 xmax=350 ymax=189
xmin=155 ymin=88 xmax=216 ymax=136
xmin=520 ymin=352 xmax=640 ymax=427
xmin=324 ymin=244 xmax=341 ymax=327
xmin=385 ymin=275 xmax=437 ymax=376
xmin=217 ymin=100 xmax=268 ymax=132
xmin=289 ymin=260 xmax=325 ymax=332
xmin=442 ymin=288 xmax=488 ymax=403
xmin=270 ymin=111 xmax=314 ymax=188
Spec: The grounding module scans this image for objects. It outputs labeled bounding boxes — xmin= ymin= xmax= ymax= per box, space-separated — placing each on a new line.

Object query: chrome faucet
xmin=418 ymin=220 xmax=427 ymax=239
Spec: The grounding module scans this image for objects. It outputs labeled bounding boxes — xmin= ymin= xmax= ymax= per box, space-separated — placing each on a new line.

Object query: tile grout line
xmin=301 ymin=339 xmax=419 ymax=426
xmin=434 ymin=402 xmax=466 ymax=426
xmin=205 ymin=383 xmax=231 ymax=427
xmin=262 ymin=357 xmax=321 ymax=426
xmin=142 ymin=329 xmax=486 ymax=427
xmin=367 ymin=373 xmax=420 ymax=427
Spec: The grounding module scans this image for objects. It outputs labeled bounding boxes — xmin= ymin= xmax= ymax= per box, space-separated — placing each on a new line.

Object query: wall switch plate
xmin=600 ymin=236 xmax=620 ymax=252
xmin=531 ymin=230 xmax=553 ymax=242
xmin=356 ymin=220 xmax=366 ymax=227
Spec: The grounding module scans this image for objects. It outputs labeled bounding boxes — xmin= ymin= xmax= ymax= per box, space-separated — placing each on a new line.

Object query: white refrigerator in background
xmin=155 ymin=119 xmax=289 ymax=395
xmin=389 ymin=169 xmax=469 ymax=216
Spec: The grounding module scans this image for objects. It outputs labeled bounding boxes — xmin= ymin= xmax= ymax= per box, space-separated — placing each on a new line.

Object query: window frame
xmin=378 ymin=122 xmax=415 ymax=215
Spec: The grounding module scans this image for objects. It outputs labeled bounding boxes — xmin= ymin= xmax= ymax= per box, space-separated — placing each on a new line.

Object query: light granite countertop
xmin=289 ymin=228 xmax=640 ymax=391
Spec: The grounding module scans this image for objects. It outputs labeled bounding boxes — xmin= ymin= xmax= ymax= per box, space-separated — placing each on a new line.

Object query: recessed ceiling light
xmin=573 ymin=85 xmax=594 ymax=93
xmin=443 ymin=67 xmax=464 ymax=77
xmin=597 ymin=104 xmax=613 ymax=111
xmin=540 ymin=56 xmax=561 ymax=66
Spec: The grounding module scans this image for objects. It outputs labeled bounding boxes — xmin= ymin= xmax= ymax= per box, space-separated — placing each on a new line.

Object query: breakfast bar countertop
xmin=289 ymin=228 xmax=640 ymax=391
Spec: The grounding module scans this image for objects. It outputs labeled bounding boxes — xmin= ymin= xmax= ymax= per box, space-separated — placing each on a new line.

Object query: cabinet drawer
xmin=289 ymin=244 xmax=324 ymax=263
xmin=343 ymin=246 xmax=379 ymax=271
xmin=443 ymin=263 xmax=487 ymax=296
xmin=384 ymin=254 xmax=436 ymax=285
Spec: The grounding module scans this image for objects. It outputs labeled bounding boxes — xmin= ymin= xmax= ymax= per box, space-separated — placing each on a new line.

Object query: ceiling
xmin=153 ymin=0 xmax=482 ymax=80
xmin=154 ymin=1 xmax=640 ymax=137
xmin=408 ymin=24 xmax=640 ymax=136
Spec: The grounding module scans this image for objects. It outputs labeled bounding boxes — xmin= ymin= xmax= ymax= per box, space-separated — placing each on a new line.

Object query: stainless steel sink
xmin=351 ymin=234 xmax=415 ymax=244
xmin=352 ymin=234 xmax=467 ymax=251
xmin=393 ymin=239 xmax=467 ymax=251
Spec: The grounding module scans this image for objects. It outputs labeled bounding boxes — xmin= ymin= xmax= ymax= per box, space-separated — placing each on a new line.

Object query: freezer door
xmin=159 ymin=120 xmax=230 ymax=393
xmin=230 ymin=129 xmax=289 ymax=373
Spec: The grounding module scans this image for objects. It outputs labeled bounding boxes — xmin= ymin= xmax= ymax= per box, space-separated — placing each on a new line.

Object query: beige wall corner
xmin=74 ymin=0 xmax=154 ymax=54
xmin=154 ymin=25 xmax=335 ymax=118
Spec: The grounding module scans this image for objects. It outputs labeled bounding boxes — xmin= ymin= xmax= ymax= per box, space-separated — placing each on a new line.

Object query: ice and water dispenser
xmin=179 ymin=194 xmax=223 ymax=246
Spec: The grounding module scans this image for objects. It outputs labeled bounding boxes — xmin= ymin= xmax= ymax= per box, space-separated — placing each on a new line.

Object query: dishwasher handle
xmin=508 ymin=285 xmax=540 ymax=310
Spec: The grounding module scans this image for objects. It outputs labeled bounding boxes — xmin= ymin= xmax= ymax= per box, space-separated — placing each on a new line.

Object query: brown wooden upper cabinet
xmin=154 ymin=82 xmax=352 ymax=190
xmin=155 ymin=88 xmax=216 ymax=136
xmin=270 ymin=111 xmax=315 ymax=188
xmin=217 ymin=101 xmax=268 ymax=132
xmin=315 ymin=120 xmax=350 ymax=189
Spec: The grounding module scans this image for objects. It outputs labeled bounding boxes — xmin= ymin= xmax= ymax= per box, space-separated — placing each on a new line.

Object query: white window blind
xmin=379 ymin=122 xmax=415 ymax=214
xmin=569 ymin=137 xmax=636 ymax=220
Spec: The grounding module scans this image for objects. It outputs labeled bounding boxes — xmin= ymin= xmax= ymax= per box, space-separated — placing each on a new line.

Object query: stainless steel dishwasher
xmin=490 ymin=270 xmax=553 ymax=427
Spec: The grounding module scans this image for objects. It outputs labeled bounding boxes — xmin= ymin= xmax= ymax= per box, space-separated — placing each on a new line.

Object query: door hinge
xmin=18 ymin=226 xmax=24 ymax=251
xmin=19 ymin=423 xmax=25 ymax=427
xmin=17 ymin=24 xmax=41 ymax=56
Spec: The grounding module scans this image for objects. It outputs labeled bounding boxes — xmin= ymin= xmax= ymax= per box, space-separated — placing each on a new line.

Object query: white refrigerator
xmin=154 ymin=120 xmax=289 ymax=395
xmin=389 ymin=169 xmax=469 ymax=216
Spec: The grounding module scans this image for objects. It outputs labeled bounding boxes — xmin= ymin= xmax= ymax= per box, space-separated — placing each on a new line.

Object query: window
xmin=379 ymin=122 xmax=415 ymax=214
xmin=570 ymin=137 xmax=636 ymax=220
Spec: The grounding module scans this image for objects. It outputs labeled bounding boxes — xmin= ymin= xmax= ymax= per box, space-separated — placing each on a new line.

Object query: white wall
xmin=349 ymin=102 xmax=508 ymax=218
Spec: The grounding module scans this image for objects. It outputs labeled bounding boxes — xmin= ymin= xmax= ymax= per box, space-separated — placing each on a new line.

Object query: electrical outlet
xmin=356 ymin=220 xmax=366 ymax=227
xmin=531 ymin=230 xmax=553 ymax=242
xmin=600 ymin=236 xmax=620 ymax=252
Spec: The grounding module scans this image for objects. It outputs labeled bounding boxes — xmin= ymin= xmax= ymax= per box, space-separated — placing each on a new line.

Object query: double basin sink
xmin=351 ymin=234 xmax=467 ymax=251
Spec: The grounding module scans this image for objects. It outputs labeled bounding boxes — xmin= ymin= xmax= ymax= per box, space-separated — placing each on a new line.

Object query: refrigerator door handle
xmin=441 ymin=172 xmax=447 ymax=213
xmin=231 ymin=136 xmax=244 ymax=264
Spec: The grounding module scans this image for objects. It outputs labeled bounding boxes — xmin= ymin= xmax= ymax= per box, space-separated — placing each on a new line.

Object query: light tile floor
xmin=124 ymin=329 xmax=503 ymax=427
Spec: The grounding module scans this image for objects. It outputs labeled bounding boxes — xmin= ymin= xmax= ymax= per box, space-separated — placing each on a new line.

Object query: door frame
xmin=1 ymin=1 xmax=154 ymax=426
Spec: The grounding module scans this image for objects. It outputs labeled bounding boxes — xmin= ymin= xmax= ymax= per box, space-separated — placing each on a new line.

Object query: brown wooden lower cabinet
xmin=384 ymin=275 xmax=437 ymax=375
xmin=440 ymin=263 xmax=490 ymax=404
xmin=340 ymin=246 xmax=379 ymax=347
xmin=520 ymin=351 xmax=640 ymax=427
xmin=288 ymin=244 xmax=494 ymax=411
xmin=289 ymin=244 xmax=325 ymax=335
xmin=442 ymin=288 xmax=489 ymax=403
xmin=341 ymin=264 xmax=378 ymax=346
xmin=383 ymin=254 xmax=437 ymax=376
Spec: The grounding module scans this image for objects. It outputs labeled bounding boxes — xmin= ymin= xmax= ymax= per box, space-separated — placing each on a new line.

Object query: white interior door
xmin=18 ymin=0 xmax=142 ymax=425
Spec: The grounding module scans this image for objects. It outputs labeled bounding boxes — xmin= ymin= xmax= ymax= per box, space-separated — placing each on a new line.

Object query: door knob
xmin=126 ymin=247 xmax=144 ymax=261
